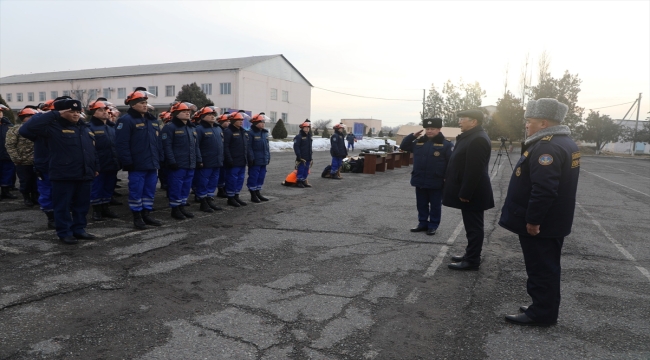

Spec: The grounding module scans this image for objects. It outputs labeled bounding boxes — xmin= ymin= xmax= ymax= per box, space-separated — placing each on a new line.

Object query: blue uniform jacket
xmin=499 ymin=134 xmax=580 ymax=238
xmin=115 ymin=108 xmax=163 ymax=171
xmin=88 ymin=117 xmax=120 ymax=172
xmin=19 ymin=111 xmax=97 ymax=181
xmin=330 ymin=131 xmax=348 ymax=158
xmin=400 ymin=132 xmax=453 ymax=189
xmin=247 ymin=126 xmax=270 ymax=166
xmin=293 ymin=131 xmax=313 ymax=161
xmin=195 ymin=121 xmax=224 ymax=169
xmin=17 ymin=118 xmax=50 ymax=173
xmin=0 ymin=117 xmax=13 ymax=161
xmin=223 ymin=124 xmax=249 ymax=167
xmin=345 ymin=133 xmax=356 ymax=144
xmin=161 ymin=117 xmax=202 ymax=169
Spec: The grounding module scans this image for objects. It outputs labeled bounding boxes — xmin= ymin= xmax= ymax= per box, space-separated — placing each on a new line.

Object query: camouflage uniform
xmin=5 ymin=123 xmax=38 ymax=204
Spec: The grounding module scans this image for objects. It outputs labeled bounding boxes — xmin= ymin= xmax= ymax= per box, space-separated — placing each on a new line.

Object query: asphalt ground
xmin=0 ymin=150 xmax=649 ymax=360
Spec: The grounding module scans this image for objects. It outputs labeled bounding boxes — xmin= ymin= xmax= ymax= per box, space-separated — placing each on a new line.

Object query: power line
xmin=314 ymin=86 xmax=421 ymax=101
xmin=589 ymin=101 xmax=635 ymax=110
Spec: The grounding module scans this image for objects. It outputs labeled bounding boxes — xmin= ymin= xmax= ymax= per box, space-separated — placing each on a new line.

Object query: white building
xmin=600 ymin=119 xmax=650 ymax=154
xmin=0 ymin=54 xmax=312 ymax=124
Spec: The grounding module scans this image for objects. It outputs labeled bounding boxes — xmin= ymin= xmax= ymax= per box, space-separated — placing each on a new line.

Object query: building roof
xmin=0 ymin=54 xmax=313 ymax=86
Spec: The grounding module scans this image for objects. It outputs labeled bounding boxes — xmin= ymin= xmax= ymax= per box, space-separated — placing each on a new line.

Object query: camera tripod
xmin=491 ymin=140 xmax=514 ymax=174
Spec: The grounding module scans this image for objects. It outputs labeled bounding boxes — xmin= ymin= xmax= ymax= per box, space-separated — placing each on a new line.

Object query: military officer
xmin=0 ymin=104 xmax=18 ymax=200
xmin=293 ymin=121 xmax=313 ymax=188
xmin=5 ymin=106 xmax=39 ymax=206
xmin=329 ymin=123 xmax=348 ymax=180
xmin=500 ymin=98 xmax=580 ymax=326
xmin=400 ymin=118 xmax=453 ymax=235
xmin=443 ymin=109 xmax=495 ymax=270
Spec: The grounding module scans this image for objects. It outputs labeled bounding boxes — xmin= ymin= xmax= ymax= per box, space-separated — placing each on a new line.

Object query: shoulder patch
xmin=162 ymin=133 xmax=168 ymax=140
xmin=571 ymin=151 xmax=581 ymax=168
xmin=538 ymin=154 xmax=553 ymax=165
xmin=523 ymin=151 xmax=529 ymax=157
xmin=541 ymin=135 xmax=554 ymax=141
xmin=117 ymin=123 xmax=124 ymax=130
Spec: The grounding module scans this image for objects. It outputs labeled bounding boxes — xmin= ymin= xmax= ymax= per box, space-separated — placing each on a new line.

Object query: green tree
xmin=488 ymin=91 xmax=526 ymax=141
xmin=313 ymin=128 xmax=319 ymax=136
xmin=421 ymin=83 xmax=444 ymax=119
xmin=422 ymin=80 xmax=486 ymax=127
xmin=529 ymin=70 xmax=583 ymax=133
xmin=321 ymin=127 xmax=331 ymax=139
xmin=378 ymin=130 xmax=384 ymax=137
xmin=0 ymin=95 xmax=16 ymax=124
xmin=367 ymin=128 xmax=373 ymax=137
xmin=577 ymin=111 xmax=623 ymax=154
xmin=625 ymin=120 xmax=650 ymax=143
xmin=388 ymin=130 xmax=394 ymax=137
xmin=176 ymin=82 xmax=213 ymax=109
xmin=271 ymin=119 xmax=288 ymax=139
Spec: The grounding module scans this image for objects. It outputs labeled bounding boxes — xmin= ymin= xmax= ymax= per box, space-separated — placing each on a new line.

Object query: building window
xmin=220 ymin=82 xmax=231 ymax=95
xmin=28 ymin=92 xmax=34 ymax=102
xmin=282 ymin=90 xmax=288 ymax=102
xmin=63 ymin=90 xmax=70 ymax=97
xmin=269 ymin=111 xmax=277 ymax=122
xmin=201 ymin=83 xmax=212 ymax=95
xmin=17 ymin=93 xmax=23 ymax=102
xmin=88 ymin=89 xmax=97 ymax=100
xmin=50 ymin=91 xmax=58 ymax=99
xmin=39 ymin=92 xmax=46 ymax=101
xmin=148 ymin=86 xmax=158 ymax=96
xmin=281 ymin=112 xmax=288 ymax=123
xmin=117 ymin=88 xmax=126 ymax=99
xmin=165 ymin=85 xmax=175 ymax=97
xmin=6 ymin=94 xmax=11 ymax=102
xmin=270 ymin=88 xmax=277 ymax=100
xmin=102 ymin=88 xmax=111 ymax=99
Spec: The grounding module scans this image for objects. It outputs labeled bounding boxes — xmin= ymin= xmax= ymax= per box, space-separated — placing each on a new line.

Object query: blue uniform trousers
xmin=520 ymin=235 xmax=564 ymax=324
xmin=415 ymin=187 xmax=442 ymax=230
xmin=461 ymin=209 xmax=485 ymax=265
xmin=347 ymin=142 xmax=354 ymax=150
xmin=225 ymin=166 xmax=246 ymax=196
xmin=36 ymin=170 xmax=53 ymax=212
xmin=16 ymin=165 xmax=38 ymax=196
xmin=218 ymin=167 xmax=227 ymax=188
xmin=331 ymin=157 xmax=343 ymax=175
xmin=128 ymin=170 xmax=158 ymax=211
xmin=167 ymin=168 xmax=194 ymax=207
xmin=91 ymin=171 xmax=118 ymax=205
xmin=51 ymin=180 xmax=91 ymax=238
xmin=195 ymin=167 xmax=220 ymax=198
xmin=0 ymin=160 xmax=15 ymax=187
xmin=297 ymin=162 xmax=309 ymax=181
xmin=247 ymin=165 xmax=267 ymax=191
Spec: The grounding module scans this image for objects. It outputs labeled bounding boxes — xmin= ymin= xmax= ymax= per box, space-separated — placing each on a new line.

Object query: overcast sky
xmin=1 ymin=1 xmax=648 ymax=126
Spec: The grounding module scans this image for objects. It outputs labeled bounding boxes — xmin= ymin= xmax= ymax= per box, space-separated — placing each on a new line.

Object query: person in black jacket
xmin=19 ymin=99 xmax=98 ymax=244
xmin=400 ymin=118 xmax=453 ymax=235
xmin=246 ymin=113 xmax=271 ymax=202
xmin=223 ymin=111 xmax=249 ymax=207
xmin=194 ymin=106 xmax=224 ymax=212
xmin=293 ymin=121 xmax=313 ymax=188
xmin=0 ymin=104 xmax=18 ymax=200
xmin=500 ymin=98 xmax=580 ymax=327
xmin=215 ymin=113 xmax=230 ymax=198
xmin=329 ymin=123 xmax=348 ymax=180
xmin=346 ymin=132 xmax=357 ymax=152
xmin=442 ymin=109 xmax=495 ymax=270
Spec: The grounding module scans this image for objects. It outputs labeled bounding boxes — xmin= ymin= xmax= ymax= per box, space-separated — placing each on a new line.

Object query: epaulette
xmin=541 ymin=135 xmax=553 ymax=142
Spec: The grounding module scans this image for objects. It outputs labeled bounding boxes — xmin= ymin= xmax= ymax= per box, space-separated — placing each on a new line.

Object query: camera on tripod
xmin=498 ymin=136 xmax=509 ymax=144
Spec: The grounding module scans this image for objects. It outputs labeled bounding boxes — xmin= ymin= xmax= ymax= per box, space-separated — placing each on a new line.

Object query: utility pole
xmin=631 ymin=93 xmax=642 ymax=156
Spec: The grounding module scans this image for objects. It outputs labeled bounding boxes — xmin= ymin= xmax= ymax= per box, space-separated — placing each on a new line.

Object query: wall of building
xmin=340 ymin=119 xmax=382 ymax=134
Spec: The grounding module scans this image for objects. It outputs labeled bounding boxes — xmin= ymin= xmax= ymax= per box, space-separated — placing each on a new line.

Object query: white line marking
xmin=637 ymin=267 xmax=650 ymax=283
xmin=581 ymin=169 xmax=650 ymax=197
xmin=404 ymin=288 xmax=421 ymax=304
xmin=0 ymin=245 xmax=23 ymax=254
xmin=587 ymin=162 xmax=648 ymax=178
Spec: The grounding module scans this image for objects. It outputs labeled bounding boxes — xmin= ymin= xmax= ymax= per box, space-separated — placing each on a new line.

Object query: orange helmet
xmin=251 ymin=112 xmax=271 ymax=123
xmin=18 ymin=106 xmax=39 ymax=117
xmin=194 ymin=106 xmax=220 ymax=120
xmin=333 ymin=123 xmax=345 ymax=130
xmin=217 ymin=112 xmax=231 ymax=123
xmin=0 ymin=104 xmax=8 ymax=111
xmin=124 ymin=87 xmax=155 ymax=105
xmin=39 ymin=100 xmax=56 ymax=111
xmin=170 ymin=101 xmax=196 ymax=113
xmin=88 ymin=100 xmax=113 ymax=111
xmin=299 ymin=121 xmax=311 ymax=128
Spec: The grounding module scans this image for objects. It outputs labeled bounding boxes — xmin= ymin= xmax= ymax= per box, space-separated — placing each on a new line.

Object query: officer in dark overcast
xmin=442 ymin=109 xmax=494 ymax=270
xmin=499 ymin=98 xmax=580 ymax=326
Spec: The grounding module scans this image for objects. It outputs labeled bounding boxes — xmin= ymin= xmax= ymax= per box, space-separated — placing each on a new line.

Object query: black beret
xmin=457 ymin=109 xmax=484 ymax=123
xmin=54 ymin=99 xmax=82 ymax=111
xmin=423 ymin=118 xmax=443 ymax=128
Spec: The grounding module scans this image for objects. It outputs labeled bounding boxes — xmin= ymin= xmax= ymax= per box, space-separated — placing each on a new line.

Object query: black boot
xmin=179 ymin=205 xmax=195 ymax=218
xmin=132 ymin=211 xmax=146 ymax=229
xmin=297 ymin=180 xmax=305 ymax=188
xmin=109 ymin=197 xmax=123 ymax=206
xmin=171 ymin=206 xmax=186 ymax=220
xmin=1 ymin=187 xmax=17 ymax=199
xmin=199 ymin=197 xmax=214 ymax=213
xmin=227 ymin=196 xmax=240 ymax=207
xmin=255 ymin=190 xmax=269 ymax=202
xmin=303 ymin=180 xmax=312 ymax=188
xmin=101 ymin=203 xmax=119 ymax=219
xmin=92 ymin=205 xmax=104 ymax=221
xmin=22 ymin=192 xmax=34 ymax=207
xmin=206 ymin=197 xmax=223 ymax=211
xmin=45 ymin=211 xmax=56 ymax=229
xmin=142 ymin=209 xmax=162 ymax=226
xmin=234 ymin=194 xmax=247 ymax=206
xmin=249 ymin=190 xmax=261 ymax=203
xmin=216 ymin=187 xmax=227 ymax=198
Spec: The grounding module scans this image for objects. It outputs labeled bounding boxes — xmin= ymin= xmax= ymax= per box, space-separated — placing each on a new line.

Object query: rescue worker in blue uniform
xmin=443 ymin=109 xmax=495 ymax=270
xmin=19 ymin=99 xmax=98 ymax=244
xmin=400 ymin=118 xmax=453 ymax=235
xmin=115 ymin=87 xmax=163 ymax=229
xmin=162 ymin=101 xmax=202 ymax=219
xmin=0 ymin=104 xmax=18 ymax=200
xmin=346 ymin=132 xmax=356 ymax=152
xmin=193 ymin=106 xmax=224 ymax=212
xmin=157 ymin=111 xmax=172 ymax=193
xmin=223 ymin=111 xmax=249 ymax=207
xmin=500 ymin=98 xmax=580 ymax=327
xmin=5 ymin=106 xmax=40 ymax=206
xmin=293 ymin=121 xmax=313 ymax=188
xmin=246 ymin=113 xmax=271 ymax=203
xmin=329 ymin=123 xmax=348 ymax=180
xmin=87 ymin=99 xmax=120 ymax=221
xmin=215 ymin=113 xmax=230 ymax=199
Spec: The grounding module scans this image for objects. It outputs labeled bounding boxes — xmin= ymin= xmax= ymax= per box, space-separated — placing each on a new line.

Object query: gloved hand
xmin=197 ymin=163 xmax=203 ymax=168
xmin=296 ymin=156 xmax=301 ymax=162
xmin=122 ymin=164 xmax=135 ymax=172
xmin=168 ymin=163 xmax=179 ymax=170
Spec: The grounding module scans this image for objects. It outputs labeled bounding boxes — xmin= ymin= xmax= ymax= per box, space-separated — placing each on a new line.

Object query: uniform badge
xmin=523 ymin=151 xmax=528 ymax=157
xmin=516 ymin=167 xmax=521 ymax=176
xmin=117 ymin=123 xmax=123 ymax=130
xmin=433 ymin=151 xmax=440 ymax=157
xmin=162 ymin=133 xmax=168 ymax=140
xmin=538 ymin=154 xmax=553 ymax=165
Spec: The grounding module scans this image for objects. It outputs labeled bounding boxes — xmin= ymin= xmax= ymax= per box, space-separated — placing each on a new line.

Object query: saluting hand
xmin=414 ymin=130 xmax=424 ymax=137
xmin=460 ymin=198 xmax=469 ymax=202
xmin=526 ymin=223 xmax=540 ymax=236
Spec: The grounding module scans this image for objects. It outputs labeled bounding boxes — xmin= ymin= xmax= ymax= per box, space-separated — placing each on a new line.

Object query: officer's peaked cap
xmin=457 ymin=109 xmax=484 ymax=123
xmin=53 ymin=99 xmax=82 ymax=111
xmin=423 ymin=118 xmax=443 ymax=128
xmin=524 ymin=98 xmax=568 ymax=123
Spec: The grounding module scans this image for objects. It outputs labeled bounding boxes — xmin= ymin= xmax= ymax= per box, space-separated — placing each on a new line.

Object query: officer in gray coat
xmin=500 ymin=98 xmax=580 ymax=326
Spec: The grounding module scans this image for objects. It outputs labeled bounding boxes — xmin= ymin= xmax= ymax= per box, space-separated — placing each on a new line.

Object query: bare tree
xmin=519 ymin=52 xmax=531 ymax=107
xmin=537 ymin=50 xmax=551 ymax=85
xmin=312 ymin=119 xmax=332 ymax=130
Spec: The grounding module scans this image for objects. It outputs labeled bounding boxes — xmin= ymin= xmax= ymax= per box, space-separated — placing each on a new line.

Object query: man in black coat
xmin=442 ymin=109 xmax=494 ymax=270
xmin=500 ymin=98 xmax=580 ymax=326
